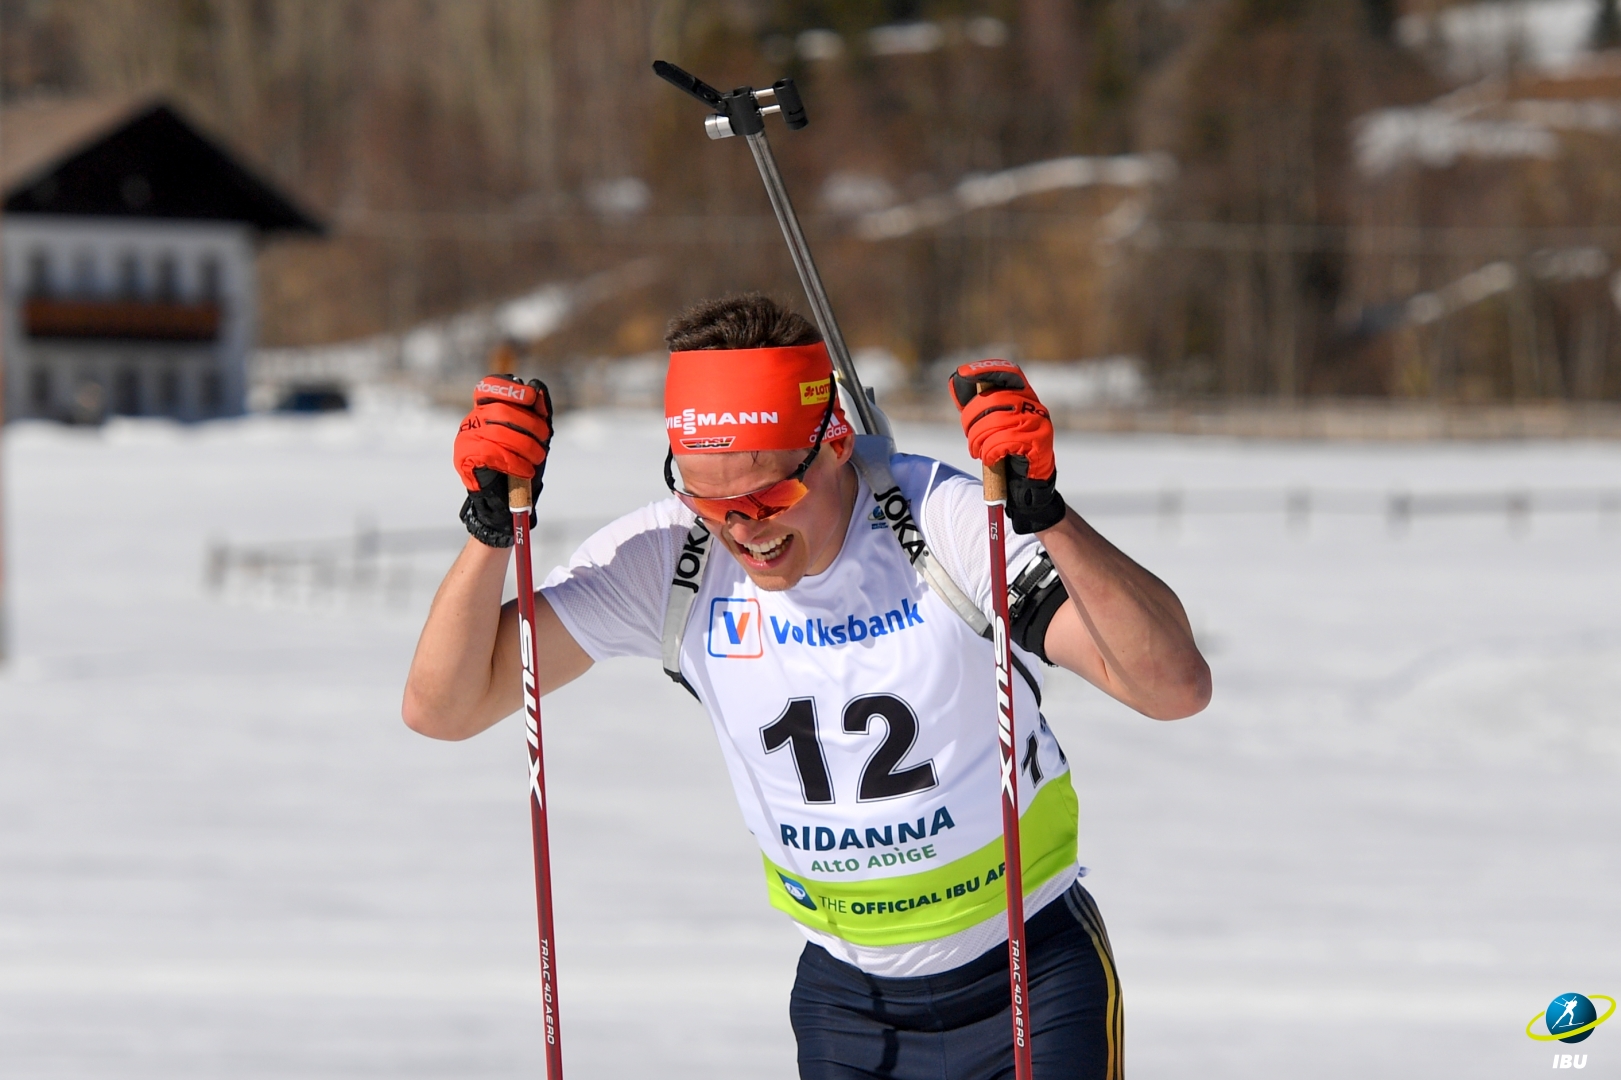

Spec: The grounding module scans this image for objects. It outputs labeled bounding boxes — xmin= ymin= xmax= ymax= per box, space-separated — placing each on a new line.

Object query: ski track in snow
xmin=1 ymin=407 xmax=1618 ymax=1079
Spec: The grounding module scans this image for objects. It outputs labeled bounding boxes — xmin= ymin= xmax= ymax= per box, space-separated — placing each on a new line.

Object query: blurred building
xmin=1 ymin=97 xmax=322 ymax=423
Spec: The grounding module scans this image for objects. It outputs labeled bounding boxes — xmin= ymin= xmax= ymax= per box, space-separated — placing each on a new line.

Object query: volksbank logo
xmin=769 ymin=598 xmax=925 ymax=648
xmin=707 ymin=598 xmax=763 ymax=658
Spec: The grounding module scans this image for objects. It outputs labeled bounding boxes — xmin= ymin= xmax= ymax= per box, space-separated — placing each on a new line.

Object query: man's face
xmin=673 ymin=436 xmax=857 ymax=591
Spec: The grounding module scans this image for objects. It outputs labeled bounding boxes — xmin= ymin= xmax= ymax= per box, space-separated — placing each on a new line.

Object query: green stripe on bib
xmin=763 ymin=775 xmax=1079 ymax=946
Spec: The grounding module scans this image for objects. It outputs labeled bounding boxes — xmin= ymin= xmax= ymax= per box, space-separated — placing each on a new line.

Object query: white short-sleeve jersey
xmin=542 ymin=453 xmax=1078 ymax=977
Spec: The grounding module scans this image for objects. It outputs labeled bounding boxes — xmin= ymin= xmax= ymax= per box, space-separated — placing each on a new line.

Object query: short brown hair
xmin=664 ymin=293 xmax=822 ymax=351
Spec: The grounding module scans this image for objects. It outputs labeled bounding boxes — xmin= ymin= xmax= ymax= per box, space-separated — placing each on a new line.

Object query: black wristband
xmin=460 ymin=467 xmax=538 ymax=548
xmin=1005 ymin=457 xmax=1066 ymax=534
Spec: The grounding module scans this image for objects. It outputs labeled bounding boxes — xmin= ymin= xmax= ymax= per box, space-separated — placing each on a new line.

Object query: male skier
xmin=403 ymin=294 xmax=1210 ymax=1079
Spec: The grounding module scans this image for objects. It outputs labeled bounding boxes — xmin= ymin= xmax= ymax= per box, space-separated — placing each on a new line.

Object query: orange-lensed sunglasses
xmin=664 ymin=393 xmax=836 ymax=521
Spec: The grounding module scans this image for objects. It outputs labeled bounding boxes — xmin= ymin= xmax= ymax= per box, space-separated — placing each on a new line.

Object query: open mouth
xmin=736 ymin=534 xmax=792 ymax=568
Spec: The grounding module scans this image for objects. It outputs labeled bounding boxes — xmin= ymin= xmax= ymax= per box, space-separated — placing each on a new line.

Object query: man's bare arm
xmin=1037 ymin=508 xmax=1211 ymax=721
xmin=402 ymin=537 xmax=592 ymax=741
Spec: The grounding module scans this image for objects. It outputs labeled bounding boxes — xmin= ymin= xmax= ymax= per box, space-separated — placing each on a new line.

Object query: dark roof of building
xmin=1 ymin=95 xmax=324 ymax=234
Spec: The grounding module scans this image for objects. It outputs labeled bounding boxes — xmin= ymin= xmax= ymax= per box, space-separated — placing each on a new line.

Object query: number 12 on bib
xmin=985 ymin=458 xmax=1035 ymax=1080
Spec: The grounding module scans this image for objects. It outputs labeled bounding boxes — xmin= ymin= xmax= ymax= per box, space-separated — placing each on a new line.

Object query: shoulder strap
xmin=661 ymin=517 xmax=712 ymax=697
xmin=851 ymin=437 xmax=1042 ymax=705
xmin=852 ymin=437 xmax=990 ymax=637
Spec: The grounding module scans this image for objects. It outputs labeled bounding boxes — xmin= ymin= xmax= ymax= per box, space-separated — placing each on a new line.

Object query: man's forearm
xmin=1036 ymin=507 xmax=1211 ymax=720
xmin=402 ymin=538 xmax=517 ymax=740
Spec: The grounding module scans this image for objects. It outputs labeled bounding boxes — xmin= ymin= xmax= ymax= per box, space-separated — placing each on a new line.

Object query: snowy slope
xmin=1 ymin=405 xmax=1618 ymax=1079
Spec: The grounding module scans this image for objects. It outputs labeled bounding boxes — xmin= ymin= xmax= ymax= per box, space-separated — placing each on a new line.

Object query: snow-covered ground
xmin=1 ymin=405 xmax=1618 ymax=1079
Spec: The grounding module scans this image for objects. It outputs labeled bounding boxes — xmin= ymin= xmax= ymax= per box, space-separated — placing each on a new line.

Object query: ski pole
xmin=652 ymin=60 xmax=881 ymax=437
xmin=982 ymin=452 xmax=1035 ymax=1080
xmin=510 ymin=474 xmax=564 ymax=1080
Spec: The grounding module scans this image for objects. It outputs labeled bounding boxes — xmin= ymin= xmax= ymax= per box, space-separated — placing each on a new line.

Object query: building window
xmin=201 ymin=370 xmax=222 ymax=412
xmin=28 ymin=249 xmax=51 ymax=297
xmin=74 ymin=251 xmax=97 ymax=295
xmin=114 ymin=367 xmax=142 ymax=416
xmin=158 ymin=366 xmax=181 ymax=412
xmin=155 ymin=254 xmax=179 ymax=302
xmin=30 ymin=367 xmax=51 ymax=413
xmin=118 ymin=252 xmax=141 ymax=298
xmin=73 ymin=377 xmax=105 ymax=424
xmin=199 ymin=255 xmax=222 ymax=302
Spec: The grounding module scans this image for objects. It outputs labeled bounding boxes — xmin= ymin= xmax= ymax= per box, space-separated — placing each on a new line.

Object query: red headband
xmin=665 ymin=343 xmax=851 ymax=453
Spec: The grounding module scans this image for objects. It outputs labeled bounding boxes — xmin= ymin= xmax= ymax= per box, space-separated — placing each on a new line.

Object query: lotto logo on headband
xmin=799 ymin=379 xmax=832 ymax=406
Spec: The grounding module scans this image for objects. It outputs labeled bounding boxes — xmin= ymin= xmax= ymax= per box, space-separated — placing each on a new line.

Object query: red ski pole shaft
xmin=509 ymin=475 xmax=565 ymax=1080
xmin=983 ymin=454 xmax=1035 ymax=1080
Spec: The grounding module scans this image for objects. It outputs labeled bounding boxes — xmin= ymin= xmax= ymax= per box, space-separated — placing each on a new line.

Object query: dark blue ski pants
xmin=790 ymin=880 xmax=1123 ymax=1080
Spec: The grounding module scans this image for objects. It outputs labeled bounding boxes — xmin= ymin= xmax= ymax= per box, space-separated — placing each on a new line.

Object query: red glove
xmin=949 ymin=360 xmax=1056 ymax=478
xmin=454 ymin=375 xmax=553 ymax=487
xmin=453 ymin=375 xmax=553 ymax=548
xmin=949 ymin=360 xmax=1066 ymax=533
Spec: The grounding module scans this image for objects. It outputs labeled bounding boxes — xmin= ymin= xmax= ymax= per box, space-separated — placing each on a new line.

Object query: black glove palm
xmin=459 ymin=467 xmax=538 ymax=549
xmin=1005 ymin=458 xmax=1066 ymax=535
